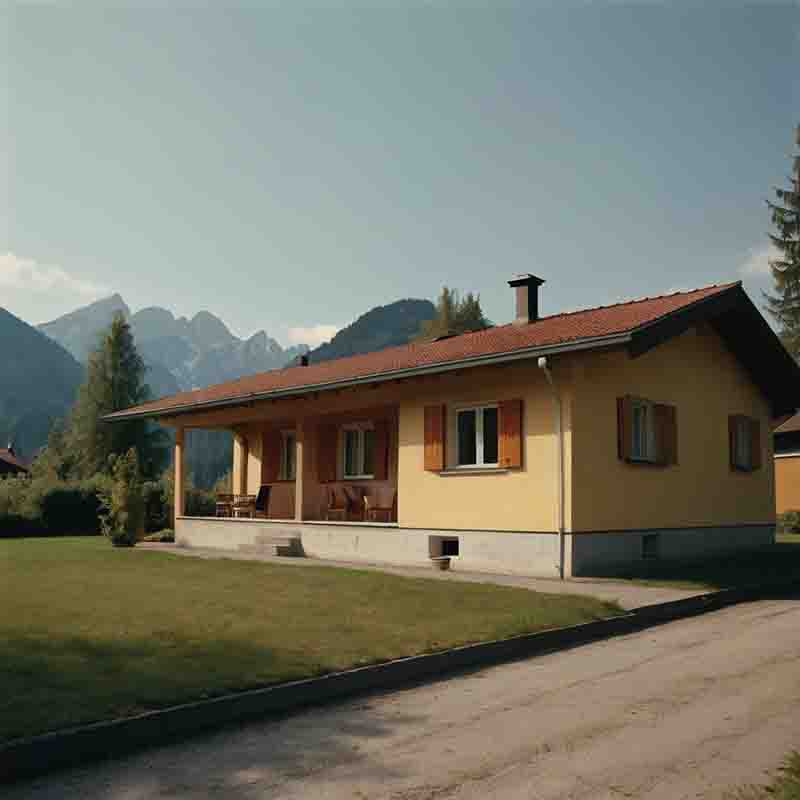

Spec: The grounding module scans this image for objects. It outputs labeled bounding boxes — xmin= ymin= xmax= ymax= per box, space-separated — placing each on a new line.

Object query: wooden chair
xmin=325 ymin=488 xmax=347 ymax=521
xmin=254 ymin=485 xmax=272 ymax=519
xmin=343 ymin=486 xmax=366 ymax=522
xmin=232 ymin=494 xmax=256 ymax=518
xmin=215 ymin=493 xmax=234 ymax=517
xmin=364 ymin=488 xmax=397 ymax=523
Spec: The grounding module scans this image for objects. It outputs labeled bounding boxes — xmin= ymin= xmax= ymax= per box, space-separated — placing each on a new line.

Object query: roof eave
xmin=104 ymin=330 xmax=633 ymax=422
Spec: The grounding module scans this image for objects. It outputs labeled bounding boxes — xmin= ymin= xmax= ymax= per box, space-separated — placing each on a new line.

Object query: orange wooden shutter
xmin=750 ymin=417 xmax=762 ymax=470
xmin=499 ymin=398 xmax=523 ymax=468
xmin=373 ymin=419 xmax=390 ymax=481
xmin=424 ymin=405 xmax=446 ymax=471
xmin=317 ymin=424 xmax=339 ymax=483
xmin=654 ymin=404 xmax=678 ymax=466
xmin=617 ymin=396 xmax=633 ymax=461
xmin=261 ymin=429 xmax=283 ymax=483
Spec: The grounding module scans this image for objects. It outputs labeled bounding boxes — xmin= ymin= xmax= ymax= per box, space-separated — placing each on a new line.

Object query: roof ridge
xmin=533 ymin=281 xmax=739 ymax=325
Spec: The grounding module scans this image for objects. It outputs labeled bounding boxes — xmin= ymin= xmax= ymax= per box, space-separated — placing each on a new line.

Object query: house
xmin=0 ymin=443 xmax=29 ymax=478
xmin=106 ymin=277 xmax=800 ymax=577
xmin=775 ymin=414 xmax=800 ymax=514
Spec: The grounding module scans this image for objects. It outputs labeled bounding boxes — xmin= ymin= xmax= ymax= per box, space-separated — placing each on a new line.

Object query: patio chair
xmin=364 ymin=488 xmax=397 ymax=523
xmin=232 ymin=494 xmax=256 ymax=518
xmin=343 ymin=486 xmax=366 ymax=522
xmin=215 ymin=493 xmax=234 ymax=517
xmin=325 ymin=487 xmax=347 ymax=521
xmin=254 ymin=485 xmax=272 ymax=519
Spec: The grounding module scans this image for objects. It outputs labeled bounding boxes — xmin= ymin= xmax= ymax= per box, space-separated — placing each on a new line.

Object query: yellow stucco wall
xmin=776 ymin=455 xmax=800 ymax=514
xmin=396 ymin=361 xmax=570 ymax=532
xmin=569 ymin=324 xmax=775 ymax=532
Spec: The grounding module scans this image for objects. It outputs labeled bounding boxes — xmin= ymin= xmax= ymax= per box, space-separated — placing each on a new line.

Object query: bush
xmin=98 ymin=450 xmax=145 ymax=547
xmin=0 ymin=513 xmax=46 ymax=538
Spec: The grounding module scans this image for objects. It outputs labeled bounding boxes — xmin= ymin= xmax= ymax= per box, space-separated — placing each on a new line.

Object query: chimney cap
xmin=508 ymin=273 xmax=545 ymax=289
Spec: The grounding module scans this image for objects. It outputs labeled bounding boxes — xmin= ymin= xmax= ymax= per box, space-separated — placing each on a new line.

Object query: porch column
xmin=233 ymin=432 xmax=249 ymax=495
xmin=174 ymin=427 xmax=186 ymax=524
xmin=294 ymin=420 xmax=304 ymax=521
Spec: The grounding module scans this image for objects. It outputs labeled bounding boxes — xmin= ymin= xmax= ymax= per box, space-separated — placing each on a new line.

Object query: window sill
xmin=342 ymin=475 xmax=375 ymax=481
xmin=438 ymin=468 xmax=510 ymax=476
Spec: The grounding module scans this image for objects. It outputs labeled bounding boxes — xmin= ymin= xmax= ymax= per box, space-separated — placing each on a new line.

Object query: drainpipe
xmin=538 ymin=356 xmax=565 ymax=579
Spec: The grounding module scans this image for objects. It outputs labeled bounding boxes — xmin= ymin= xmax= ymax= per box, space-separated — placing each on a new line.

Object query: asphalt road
xmin=10 ymin=597 xmax=800 ymax=800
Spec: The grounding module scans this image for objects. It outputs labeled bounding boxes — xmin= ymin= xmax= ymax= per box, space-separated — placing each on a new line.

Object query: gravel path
xmin=11 ymin=596 xmax=800 ymax=799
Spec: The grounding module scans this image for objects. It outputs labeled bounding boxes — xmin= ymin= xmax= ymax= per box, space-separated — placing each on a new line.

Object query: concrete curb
xmin=3 ymin=579 xmax=798 ymax=784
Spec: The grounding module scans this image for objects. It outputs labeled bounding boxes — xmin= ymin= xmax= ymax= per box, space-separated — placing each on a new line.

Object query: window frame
xmin=454 ymin=403 xmax=500 ymax=469
xmin=629 ymin=398 xmax=657 ymax=464
xmin=279 ymin=429 xmax=297 ymax=481
xmin=341 ymin=422 xmax=376 ymax=480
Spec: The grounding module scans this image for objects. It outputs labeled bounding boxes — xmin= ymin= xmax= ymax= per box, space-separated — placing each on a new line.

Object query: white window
xmin=456 ymin=405 xmax=499 ymax=468
xmin=630 ymin=399 xmax=657 ymax=462
xmin=280 ymin=431 xmax=296 ymax=481
xmin=342 ymin=424 xmax=375 ymax=479
xmin=733 ymin=417 xmax=753 ymax=471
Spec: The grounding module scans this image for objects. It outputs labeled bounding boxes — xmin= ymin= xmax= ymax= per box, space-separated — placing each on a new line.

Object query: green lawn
xmin=0 ymin=537 xmax=620 ymax=743
xmin=592 ymin=534 xmax=800 ymax=591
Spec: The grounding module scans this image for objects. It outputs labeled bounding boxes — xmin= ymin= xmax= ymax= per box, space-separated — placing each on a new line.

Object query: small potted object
xmin=431 ymin=556 xmax=452 ymax=571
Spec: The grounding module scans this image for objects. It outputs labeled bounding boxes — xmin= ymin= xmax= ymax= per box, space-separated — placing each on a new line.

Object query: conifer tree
xmin=66 ymin=313 xmax=166 ymax=478
xmin=418 ymin=287 xmax=491 ymax=341
xmin=765 ymin=124 xmax=800 ymax=357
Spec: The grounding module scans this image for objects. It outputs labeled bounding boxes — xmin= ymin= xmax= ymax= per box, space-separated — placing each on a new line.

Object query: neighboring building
xmin=775 ymin=414 xmax=800 ymax=514
xmin=0 ymin=443 xmax=29 ymax=477
xmin=106 ymin=277 xmax=800 ymax=577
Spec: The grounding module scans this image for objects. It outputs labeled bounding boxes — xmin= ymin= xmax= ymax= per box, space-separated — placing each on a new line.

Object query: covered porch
xmin=174 ymin=403 xmax=399 ymax=526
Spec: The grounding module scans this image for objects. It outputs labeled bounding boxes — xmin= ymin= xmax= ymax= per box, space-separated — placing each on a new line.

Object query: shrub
xmin=98 ymin=450 xmax=145 ymax=547
xmin=40 ymin=478 xmax=107 ymax=535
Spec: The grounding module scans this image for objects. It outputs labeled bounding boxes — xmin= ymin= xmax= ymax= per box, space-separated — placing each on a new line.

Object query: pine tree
xmin=417 ymin=287 xmax=491 ymax=341
xmin=765 ymin=123 xmax=800 ymax=357
xmin=66 ymin=313 xmax=167 ymax=478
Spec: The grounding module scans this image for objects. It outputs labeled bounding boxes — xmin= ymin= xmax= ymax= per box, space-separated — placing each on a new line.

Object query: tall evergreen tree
xmin=765 ymin=123 xmax=800 ymax=357
xmin=418 ymin=287 xmax=491 ymax=341
xmin=66 ymin=313 xmax=166 ymax=478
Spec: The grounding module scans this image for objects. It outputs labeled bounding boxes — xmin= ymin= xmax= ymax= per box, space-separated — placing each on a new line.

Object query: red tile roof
xmin=108 ymin=282 xmax=739 ymax=420
xmin=0 ymin=449 xmax=29 ymax=472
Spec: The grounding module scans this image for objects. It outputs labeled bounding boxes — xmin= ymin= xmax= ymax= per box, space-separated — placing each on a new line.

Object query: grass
xmin=589 ymin=533 xmax=800 ymax=591
xmin=0 ymin=537 xmax=620 ymax=743
xmin=729 ymin=751 xmax=800 ymax=800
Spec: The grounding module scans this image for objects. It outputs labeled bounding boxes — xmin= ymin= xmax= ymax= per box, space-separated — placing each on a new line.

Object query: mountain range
xmin=38 ymin=294 xmax=309 ymax=398
xmin=3 ymin=294 xmax=435 ymax=466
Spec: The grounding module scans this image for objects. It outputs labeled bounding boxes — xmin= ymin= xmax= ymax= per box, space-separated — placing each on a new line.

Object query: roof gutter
xmin=104 ymin=330 xmax=633 ymax=422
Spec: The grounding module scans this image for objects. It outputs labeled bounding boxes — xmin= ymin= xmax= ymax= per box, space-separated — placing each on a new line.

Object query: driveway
xmin=10 ymin=597 xmax=800 ymax=800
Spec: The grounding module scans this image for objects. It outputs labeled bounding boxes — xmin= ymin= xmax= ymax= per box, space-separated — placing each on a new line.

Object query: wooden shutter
xmin=317 ymin=424 xmax=339 ymax=483
xmin=499 ymin=398 xmax=523 ymax=468
xmin=261 ymin=429 xmax=283 ymax=483
xmin=654 ymin=404 xmax=678 ymax=466
xmin=617 ymin=396 xmax=633 ymax=461
xmin=424 ymin=405 xmax=446 ymax=471
xmin=373 ymin=418 xmax=390 ymax=481
xmin=750 ymin=417 xmax=762 ymax=470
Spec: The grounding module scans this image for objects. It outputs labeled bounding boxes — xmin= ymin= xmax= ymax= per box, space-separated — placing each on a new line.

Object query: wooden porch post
xmin=233 ymin=431 xmax=249 ymax=495
xmin=294 ymin=420 xmax=304 ymax=521
xmin=174 ymin=427 xmax=186 ymax=524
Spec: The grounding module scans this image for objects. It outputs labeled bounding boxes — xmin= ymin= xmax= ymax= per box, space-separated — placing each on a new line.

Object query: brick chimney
xmin=508 ymin=274 xmax=545 ymax=323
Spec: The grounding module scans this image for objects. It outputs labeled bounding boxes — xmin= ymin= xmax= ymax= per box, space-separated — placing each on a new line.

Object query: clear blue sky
xmin=3 ymin=2 xmax=798 ymax=346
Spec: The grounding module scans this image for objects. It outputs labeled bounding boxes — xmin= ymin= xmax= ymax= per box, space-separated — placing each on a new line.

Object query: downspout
xmin=538 ymin=356 xmax=565 ymax=579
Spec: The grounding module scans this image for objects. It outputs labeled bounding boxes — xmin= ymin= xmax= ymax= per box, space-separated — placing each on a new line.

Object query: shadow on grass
xmin=589 ymin=540 xmax=800 ymax=591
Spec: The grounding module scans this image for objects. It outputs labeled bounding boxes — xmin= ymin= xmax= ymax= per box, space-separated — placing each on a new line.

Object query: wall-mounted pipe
xmin=538 ymin=356 xmax=565 ymax=579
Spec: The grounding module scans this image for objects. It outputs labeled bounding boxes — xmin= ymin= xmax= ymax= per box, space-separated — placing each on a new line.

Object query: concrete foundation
xmin=175 ymin=517 xmax=775 ymax=578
